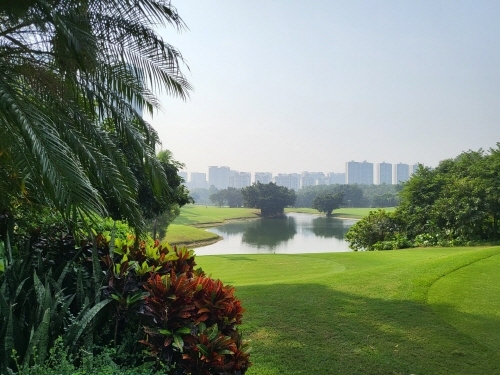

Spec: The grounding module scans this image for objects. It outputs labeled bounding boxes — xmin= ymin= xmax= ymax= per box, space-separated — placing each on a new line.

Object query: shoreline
xmin=169 ymin=213 xmax=359 ymax=249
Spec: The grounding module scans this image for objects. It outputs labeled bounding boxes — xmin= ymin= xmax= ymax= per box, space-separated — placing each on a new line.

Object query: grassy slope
xmin=165 ymin=205 xmax=260 ymax=244
xmin=286 ymin=207 xmax=396 ymax=218
xmin=195 ymin=246 xmax=500 ymax=375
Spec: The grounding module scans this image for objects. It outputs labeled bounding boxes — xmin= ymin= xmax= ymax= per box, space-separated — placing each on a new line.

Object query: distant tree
xmin=295 ymin=184 xmax=366 ymax=208
xmin=225 ymin=187 xmax=244 ymax=208
xmin=210 ymin=191 xmax=226 ymax=207
xmin=242 ymin=182 xmax=296 ymax=217
xmin=312 ymin=192 xmax=344 ymax=216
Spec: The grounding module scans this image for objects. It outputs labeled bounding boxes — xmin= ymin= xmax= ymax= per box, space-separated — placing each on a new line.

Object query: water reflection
xmin=215 ymin=222 xmax=247 ymax=235
xmin=197 ymin=213 xmax=354 ymax=256
xmin=242 ymin=216 xmax=297 ymax=249
xmin=310 ymin=217 xmax=349 ymax=240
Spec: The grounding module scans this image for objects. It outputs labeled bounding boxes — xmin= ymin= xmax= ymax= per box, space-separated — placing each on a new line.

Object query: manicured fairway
xmin=164 ymin=224 xmax=219 ymax=245
xmin=286 ymin=207 xmax=396 ymax=218
xmin=195 ymin=246 xmax=500 ymax=375
xmin=428 ymin=253 xmax=500 ymax=354
xmin=172 ymin=205 xmax=260 ymax=226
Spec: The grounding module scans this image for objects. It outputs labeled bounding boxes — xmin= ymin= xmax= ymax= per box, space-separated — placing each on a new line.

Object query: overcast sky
xmin=149 ymin=0 xmax=500 ymax=176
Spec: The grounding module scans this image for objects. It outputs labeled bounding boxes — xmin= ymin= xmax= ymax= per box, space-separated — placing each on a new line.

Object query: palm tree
xmin=0 ymin=0 xmax=191 ymax=232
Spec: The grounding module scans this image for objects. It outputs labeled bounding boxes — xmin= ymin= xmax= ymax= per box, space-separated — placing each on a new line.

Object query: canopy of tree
xmin=312 ymin=192 xmax=345 ymax=216
xmin=346 ymin=145 xmax=500 ymax=250
xmin=0 ymin=0 xmax=191 ymax=232
xmin=242 ymin=182 xmax=296 ymax=217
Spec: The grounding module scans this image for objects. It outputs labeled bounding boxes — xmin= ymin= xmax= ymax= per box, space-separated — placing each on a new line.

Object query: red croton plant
xmin=97 ymin=234 xmax=251 ymax=374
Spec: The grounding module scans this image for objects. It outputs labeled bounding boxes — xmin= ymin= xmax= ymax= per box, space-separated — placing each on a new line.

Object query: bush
xmin=345 ymin=210 xmax=402 ymax=251
xmin=1 ymin=214 xmax=250 ymax=374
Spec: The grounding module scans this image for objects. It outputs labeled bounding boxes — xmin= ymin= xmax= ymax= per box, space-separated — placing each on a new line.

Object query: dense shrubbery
xmin=0 ymin=215 xmax=250 ymax=374
xmin=346 ymin=146 xmax=500 ymax=250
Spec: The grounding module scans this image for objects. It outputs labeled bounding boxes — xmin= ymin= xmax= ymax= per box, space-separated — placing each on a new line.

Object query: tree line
xmin=197 ymin=182 xmax=400 ymax=209
xmin=346 ymin=145 xmax=500 ymax=250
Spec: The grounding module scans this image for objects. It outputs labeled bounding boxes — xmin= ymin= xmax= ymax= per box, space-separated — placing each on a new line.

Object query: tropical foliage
xmin=0 ymin=0 xmax=191 ymax=231
xmin=0 ymin=216 xmax=250 ymax=374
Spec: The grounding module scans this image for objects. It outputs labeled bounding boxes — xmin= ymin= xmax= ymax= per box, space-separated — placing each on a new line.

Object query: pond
xmin=194 ymin=213 xmax=356 ymax=255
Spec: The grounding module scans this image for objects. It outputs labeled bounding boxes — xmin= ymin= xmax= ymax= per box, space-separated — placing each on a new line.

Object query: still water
xmin=194 ymin=213 xmax=356 ymax=256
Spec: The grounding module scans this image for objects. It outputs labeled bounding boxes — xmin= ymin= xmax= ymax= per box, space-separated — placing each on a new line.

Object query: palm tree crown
xmin=0 ymin=0 xmax=191 ymax=230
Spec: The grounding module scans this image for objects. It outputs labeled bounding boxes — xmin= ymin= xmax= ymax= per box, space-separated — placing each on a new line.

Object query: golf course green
xmin=195 ymin=246 xmax=500 ymax=374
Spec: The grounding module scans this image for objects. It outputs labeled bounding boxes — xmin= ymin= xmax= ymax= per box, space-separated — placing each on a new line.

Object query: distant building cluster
xmin=180 ymin=161 xmax=420 ymax=191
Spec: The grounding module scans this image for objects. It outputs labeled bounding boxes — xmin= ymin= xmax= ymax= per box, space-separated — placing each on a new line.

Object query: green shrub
xmin=1 ymin=215 xmax=251 ymax=374
xmin=345 ymin=209 xmax=402 ymax=251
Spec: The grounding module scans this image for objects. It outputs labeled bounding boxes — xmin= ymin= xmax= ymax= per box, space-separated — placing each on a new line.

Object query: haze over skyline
xmin=148 ymin=0 xmax=500 ymax=175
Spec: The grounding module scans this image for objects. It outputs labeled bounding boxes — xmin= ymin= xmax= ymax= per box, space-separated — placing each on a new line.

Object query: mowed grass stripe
xmin=196 ymin=247 xmax=500 ymax=375
xmin=428 ymin=252 xmax=500 ymax=354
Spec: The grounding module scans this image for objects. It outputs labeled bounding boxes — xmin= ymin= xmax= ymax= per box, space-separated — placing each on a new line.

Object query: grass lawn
xmin=172 ymin=205 xmax=261 ymax=226
xmin=286 ymin=207 xmax=396 ymax=219
xmin=164 ymin=224 xmax=219 ymax=245
xmin=195 ymin=246 xmax=500 ymax=374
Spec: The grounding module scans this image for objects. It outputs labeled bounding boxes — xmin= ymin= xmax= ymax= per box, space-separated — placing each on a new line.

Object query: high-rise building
xmin=190 ymin=172 xmax=208 ymax=189
xmin=393 ymin=163 xmax=410 ymax=184
xmin=178 ymin=171 xmax=188 ymax=182
xmin=327 ymin=172 xmax=345 ymax=184
xmin=274 ymin=173 xmax=301 ymax=190
xmin=409 ymin=163 xmax=420 ymax=176
xmin=208 ymin=166 xmax=230 ymax=189
xmin=375 ymin=162 xmax=392 ymax=185
xmin=300 ymin=172 xmax=327 ymax=187
xmin=346 ymin=161 xmax=373 ymax=185
xmin=229 ymin=171 xmax=251 ymax=188
xmin=255 ymin=172 xmax=272 ymax=184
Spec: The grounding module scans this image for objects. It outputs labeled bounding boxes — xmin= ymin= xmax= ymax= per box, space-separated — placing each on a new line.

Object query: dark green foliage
xmin=312 ymin=192 xmax=345 ymax=216
xmin=242 ymin=182 xmax=296 ymax=217
xmin=1 ymin=213 xmax=251 ymax=374
xmin=0 ymin=0 xmax=191 ymax=232
xmin=345 ymin=210 xmax=404 ymax=251
xmin=346 ymin=145 xmax=500 ymax=250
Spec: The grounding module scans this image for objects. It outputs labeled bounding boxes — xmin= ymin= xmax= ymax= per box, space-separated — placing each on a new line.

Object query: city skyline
xmin=181 ymin=159 xmax=418 ymax=189
xmin=147 ymin=1 xmax=500 ymax=176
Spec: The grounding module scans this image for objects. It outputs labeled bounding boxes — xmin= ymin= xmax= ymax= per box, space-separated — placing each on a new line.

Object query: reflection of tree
xmin=242 ymin=217 xmax=297 ymax=249
xmin=215 ymin=222 xmax=248 ymax=235
xmin=311 ymin=217 xmax=349 ymax=240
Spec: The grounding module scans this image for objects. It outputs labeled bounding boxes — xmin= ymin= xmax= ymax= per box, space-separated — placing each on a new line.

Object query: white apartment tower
xmin=393 ymin=163 xmax=410 ymax=184
xmin=375 ymin=162 xmax=392 ymax=185
xmin=254 ymin=172 xmax=273 ymax=184
xmin=346 ymin=161 xmax=374 ymax=185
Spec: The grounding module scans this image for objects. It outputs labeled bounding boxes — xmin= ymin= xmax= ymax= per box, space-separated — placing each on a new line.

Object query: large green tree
xmin=312 ymin=191 xmax=344 ymax=216
xmin=0 ymin=0 xmax=191 ymax=233
xmin=242 ymin=182 xmax=296 ymax=217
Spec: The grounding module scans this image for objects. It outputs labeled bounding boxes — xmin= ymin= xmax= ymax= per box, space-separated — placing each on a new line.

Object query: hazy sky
xmin=149 ymin=0 xmax=500 ymax=176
